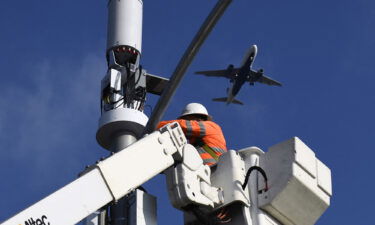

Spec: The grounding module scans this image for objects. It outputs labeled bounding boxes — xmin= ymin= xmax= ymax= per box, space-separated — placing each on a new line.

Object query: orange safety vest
xmin=157 ymin=119 xmax=227 ymax=166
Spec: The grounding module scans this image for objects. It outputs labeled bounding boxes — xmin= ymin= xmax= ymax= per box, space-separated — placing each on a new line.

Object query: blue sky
xmin=1 ymin=0 xmax=374 ymax=224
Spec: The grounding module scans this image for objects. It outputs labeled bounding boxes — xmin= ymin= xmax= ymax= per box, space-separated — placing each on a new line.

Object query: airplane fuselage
xmin=196 ymin=44 xmax=280 ymax=105
xmin=227 ymin=45 xmax=257 ymax=104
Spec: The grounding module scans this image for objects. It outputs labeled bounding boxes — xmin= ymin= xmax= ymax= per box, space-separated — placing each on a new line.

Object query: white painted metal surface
xmin=258 ymin=210 xmax=281 ymax=225
xmin=101 ymin=68 xmax=123 ymax=109
xmin=98 ymin=107 xmax=148 ymax=129
xmin=210 ymin=150 xmax=249 ymax=208
xmin=239 ymin=147 xmax=264 ymax=225
xmin=98 ymin=130 xmax=182 ymax=201
xmin=165 ymin=144 xmax=222 ymax=209
xmin=107 ymin=0 xmax=143 ymax=53
xmin=128 ymin=190 xmax=157 ymax=225
xmin=2 ymin=169 xmax=113 ymax=225
xmin=316 ymin=159 xmax=332 ymax=196
xmin=84 ymin=210 xmax=107 ymax=225
xmin=239 ymin=147 xmax=282 ymax=225
xmin=258 ymin=137 xmax=332 ymax=225
xmin=1 ymin=123 xmax=186 ymax=225
xmin=96 ymin=107 xmax=149 ymax=149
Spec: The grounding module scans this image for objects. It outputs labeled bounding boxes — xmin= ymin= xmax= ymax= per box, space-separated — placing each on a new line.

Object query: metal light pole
xmin=96 ymin=0 xmax=147 ymax=224
xmin=95 ymin=0 xmax=233 ymax=224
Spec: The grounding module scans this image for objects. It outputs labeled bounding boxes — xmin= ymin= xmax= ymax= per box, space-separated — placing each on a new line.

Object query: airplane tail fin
xmin=212 ymin=97 xmax=227 ymax=102
xmin=212 ymin=97 xmax=244 ymax=105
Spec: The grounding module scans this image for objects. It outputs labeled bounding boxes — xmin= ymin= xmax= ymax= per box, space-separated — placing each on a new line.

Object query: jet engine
xmin=227 ymin=64 xmax=235 ymax=83
xmin=226 ymin=64 xmax=234 ymax=74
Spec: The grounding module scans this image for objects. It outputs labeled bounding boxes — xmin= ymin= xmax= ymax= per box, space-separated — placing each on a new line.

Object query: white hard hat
xmin=179 ymin=103 xmax=212 ymax=120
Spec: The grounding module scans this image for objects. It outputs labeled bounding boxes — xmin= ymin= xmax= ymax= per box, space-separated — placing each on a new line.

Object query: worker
xmin=159 ymin=103 xmax=230 ymax=223
xmin=157 ymin=103 xmax=227 ymax=166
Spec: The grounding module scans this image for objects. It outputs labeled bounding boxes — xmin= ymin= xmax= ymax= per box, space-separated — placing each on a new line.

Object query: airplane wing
xmin=257 ymin=75 xmax=282 ymax=86
xmin=195 ymin=69 xmax=238 ymax=79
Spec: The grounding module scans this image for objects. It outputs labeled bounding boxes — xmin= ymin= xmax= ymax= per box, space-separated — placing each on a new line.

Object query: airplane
xmin=195 ymin=45 xmax=281 ymax=105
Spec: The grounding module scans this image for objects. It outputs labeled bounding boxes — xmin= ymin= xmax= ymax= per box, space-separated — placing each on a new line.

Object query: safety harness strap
xmin=202 ymin=144 xmax=220 ymax=162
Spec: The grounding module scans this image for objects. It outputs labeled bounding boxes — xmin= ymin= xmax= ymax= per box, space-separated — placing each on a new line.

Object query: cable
xmin=242 ymin=166 xmax=268 ymax=193
xmin=125 ymin=63 xmax=133 ymax=107
xmin=183 ymin=205 xmax=231 ymax=225
xmin=184 ymin=205 xmax=212 ymax=225
xmin=112 ymin=97 xmax=124 ymax=104
xmin=113 ymin=101 xmax=124 ymax=110
xmin=134 ymin=65 xmax=142 ymax=86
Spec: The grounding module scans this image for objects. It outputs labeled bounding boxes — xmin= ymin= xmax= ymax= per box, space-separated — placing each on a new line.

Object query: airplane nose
xmin=252 ymin=45 xmax=258 ymax=54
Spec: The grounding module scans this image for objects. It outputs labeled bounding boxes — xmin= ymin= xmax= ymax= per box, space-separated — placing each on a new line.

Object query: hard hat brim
xmin=179 ymin=113 xmax=212 ymax=121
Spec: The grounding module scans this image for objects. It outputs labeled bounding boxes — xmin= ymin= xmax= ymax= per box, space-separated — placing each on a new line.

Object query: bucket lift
xmin=168 ymin=137 xmax=332 ymax=225
xmin=0 ymin=1 xmax=332 ymax=225
xmin=0 ymin=123 xmax=331 ymax=225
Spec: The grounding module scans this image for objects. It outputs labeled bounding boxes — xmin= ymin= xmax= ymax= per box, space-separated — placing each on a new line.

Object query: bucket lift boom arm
xmin=1 ymin=123 xmax=188 ymax=225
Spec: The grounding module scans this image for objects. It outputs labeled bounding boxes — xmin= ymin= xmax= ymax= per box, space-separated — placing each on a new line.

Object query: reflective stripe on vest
xmin=202 ymin=144 xmax=220 ymax=161
xmin=198 ymin=121 xmax=206 ymax=138
xmin=210 ymin=146 xmax=226 ymax=154
xmin=186 ymin=120 xmax=193 ymax=138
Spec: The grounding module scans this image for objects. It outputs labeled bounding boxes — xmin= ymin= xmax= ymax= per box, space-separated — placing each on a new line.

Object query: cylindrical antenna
xmin=107 ymin=0 xmax=143 ymax=54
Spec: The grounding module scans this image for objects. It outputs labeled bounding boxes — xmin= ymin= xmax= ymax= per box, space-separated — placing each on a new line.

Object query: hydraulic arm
xmin=1 ymin=123 xmax=187 ymax=225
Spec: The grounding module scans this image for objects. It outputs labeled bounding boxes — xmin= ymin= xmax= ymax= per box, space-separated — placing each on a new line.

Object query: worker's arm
xmin=157 ymin=120 xmax=178 ymax=129
xmin=157 ymin=119 xmax=207 ymax=140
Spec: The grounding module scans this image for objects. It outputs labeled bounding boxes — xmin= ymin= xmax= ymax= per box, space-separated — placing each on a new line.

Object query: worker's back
xmin=158 ymin=119 xmax=227 ymax=166
xmin=158 ymin=103 xmax=227 ymax=166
